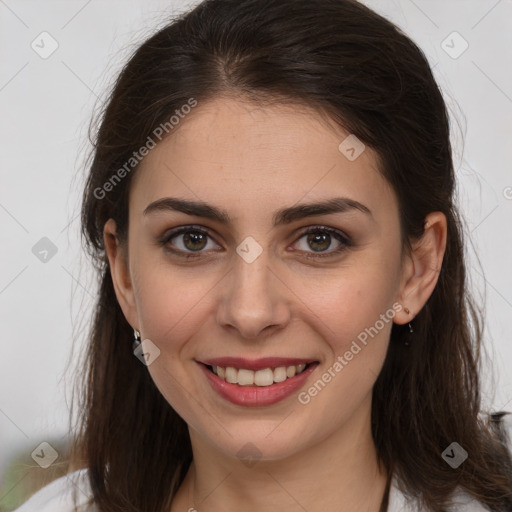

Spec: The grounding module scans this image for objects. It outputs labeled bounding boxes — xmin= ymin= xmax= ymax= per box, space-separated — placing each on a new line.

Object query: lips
xmin=197 ymin=357 xmax=320 ymax=406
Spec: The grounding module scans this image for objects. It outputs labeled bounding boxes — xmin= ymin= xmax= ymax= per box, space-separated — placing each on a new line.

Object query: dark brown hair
xmin=73 ymin=0 xmax=512 ymax=510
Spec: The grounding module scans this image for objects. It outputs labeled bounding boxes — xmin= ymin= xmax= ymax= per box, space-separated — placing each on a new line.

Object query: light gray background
xmin=1 ymin=0 xmax=511 ymax=494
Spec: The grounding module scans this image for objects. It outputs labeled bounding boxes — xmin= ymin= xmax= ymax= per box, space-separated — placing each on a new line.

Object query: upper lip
xmin=199 ymin=357 xmax=317 ymax=371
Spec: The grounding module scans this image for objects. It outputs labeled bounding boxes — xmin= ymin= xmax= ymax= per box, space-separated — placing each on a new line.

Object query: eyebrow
xmin=143 ymin=196 xmax=373 ymax=225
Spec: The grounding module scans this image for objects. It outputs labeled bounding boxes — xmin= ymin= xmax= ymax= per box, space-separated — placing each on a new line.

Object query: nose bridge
xmin=218 ymin=240 xmax=289 ymax=339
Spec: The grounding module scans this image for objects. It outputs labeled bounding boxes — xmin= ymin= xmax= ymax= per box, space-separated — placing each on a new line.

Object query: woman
xmin=14 ymin=0 xmax=512 ymax=510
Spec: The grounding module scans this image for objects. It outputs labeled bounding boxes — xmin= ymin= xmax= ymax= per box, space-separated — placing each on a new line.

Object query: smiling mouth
xmin=204 ymin=362 xmax=316 ymax=387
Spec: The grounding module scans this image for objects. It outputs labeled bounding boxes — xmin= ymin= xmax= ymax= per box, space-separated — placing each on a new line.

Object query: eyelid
xmin=297 ymin=225 xmax=351 ymax=244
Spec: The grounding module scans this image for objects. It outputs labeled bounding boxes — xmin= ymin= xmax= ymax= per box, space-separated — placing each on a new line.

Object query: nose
xmin=216 ymin=247 xmax=291 ymax=341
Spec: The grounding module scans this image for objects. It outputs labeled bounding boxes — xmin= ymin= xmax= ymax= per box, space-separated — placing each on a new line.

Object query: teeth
xmin=225 ymin=367 xmax=237 ymax=384
xmin=210 ymin=363 xmax=310 ymax=387
xmin=273 ymin=366 xmax=287 ymax=383
xmin=238 ymin=369 xmax=254 ymax=386
xmin=254 ymin=368 xmax=273 ymax=386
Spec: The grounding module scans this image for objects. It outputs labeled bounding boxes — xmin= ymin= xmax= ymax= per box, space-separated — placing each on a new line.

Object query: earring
xmin=403 ymin=307 xmax=414 ymax=346
xmin=133 ymin=328 xmax=141 ymax=345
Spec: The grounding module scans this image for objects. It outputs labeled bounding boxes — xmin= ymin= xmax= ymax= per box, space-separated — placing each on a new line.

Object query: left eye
xmin=293 ymin=227 xmax=351 ymax=257
xmin=160 ymin=225 xmax=351 ymax=258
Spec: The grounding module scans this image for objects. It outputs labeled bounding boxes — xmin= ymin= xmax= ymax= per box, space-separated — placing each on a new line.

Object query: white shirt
xmin=14 ymin=414 xmax=512 ymax=512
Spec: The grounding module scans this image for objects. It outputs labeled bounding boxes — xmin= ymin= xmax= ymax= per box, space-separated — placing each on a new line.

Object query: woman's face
xmin=107 ymin=96 xmax=413 ymax=461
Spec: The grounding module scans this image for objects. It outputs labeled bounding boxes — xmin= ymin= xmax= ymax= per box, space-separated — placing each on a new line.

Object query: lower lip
xmin=198 ymin=362 xmax=319 ymax=407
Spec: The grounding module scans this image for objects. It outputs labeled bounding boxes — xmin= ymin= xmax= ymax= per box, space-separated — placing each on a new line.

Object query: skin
xmin=104 ymin=96 xmax=447 ymax=512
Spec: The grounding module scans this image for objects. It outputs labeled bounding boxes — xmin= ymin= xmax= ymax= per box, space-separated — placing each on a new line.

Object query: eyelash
xmin=158 ymin=224 xmax=353 ymax=260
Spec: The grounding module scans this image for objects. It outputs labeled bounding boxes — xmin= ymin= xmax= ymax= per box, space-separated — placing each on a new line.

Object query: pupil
xmin=308 ymin=233 xmax=330 ymax=252
xmin=184 ymin=231 xmax=206 ymax=251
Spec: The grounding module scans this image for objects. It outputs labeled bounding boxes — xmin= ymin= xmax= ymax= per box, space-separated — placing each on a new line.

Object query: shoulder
xmin=12 ymin=468 xmax=96 ymax=512
xmin=387 ymin=412 xmax=512 ymax=512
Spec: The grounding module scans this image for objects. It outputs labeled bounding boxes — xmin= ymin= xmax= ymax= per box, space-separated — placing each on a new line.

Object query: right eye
xmin=160 ymin=225 xmax=221 ymax=257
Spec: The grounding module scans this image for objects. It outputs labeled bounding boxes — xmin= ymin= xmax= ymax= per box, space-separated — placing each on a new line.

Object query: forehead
xmin=130 ymin=96 xmax=397 ymax=224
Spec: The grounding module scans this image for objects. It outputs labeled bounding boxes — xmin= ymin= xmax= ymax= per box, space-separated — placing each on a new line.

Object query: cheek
xmin=296 ymin=280 xmax=395 ymax=427
xmin=133 ymin=258 xmax=219 ymax=349
xmin=306 ymin=265 xmax=399 ymax=350
xmin=296 ymin=256 xmax=400 ymax=406
xmin=131 ymin=262 xmax=213 ymax=427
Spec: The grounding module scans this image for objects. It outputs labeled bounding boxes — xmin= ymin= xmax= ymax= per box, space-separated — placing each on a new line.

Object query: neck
xmin=172 ymin=398 xmax=388 ymax=512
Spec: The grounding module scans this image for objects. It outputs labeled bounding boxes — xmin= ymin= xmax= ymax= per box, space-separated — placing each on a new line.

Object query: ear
xmin=394 ymin=212 xmax=447 ymax=325
xmin=103 ymin=218 xmax=139 ymax=330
